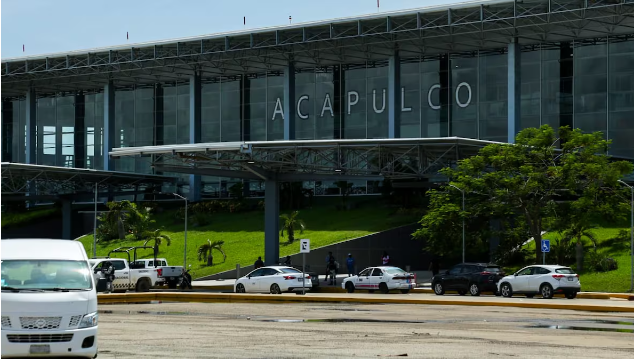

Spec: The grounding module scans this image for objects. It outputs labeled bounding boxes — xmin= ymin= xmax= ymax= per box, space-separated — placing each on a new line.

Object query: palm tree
xmin=280 ymin=210 xmax=306 ymax=243
xmin=197 ymin=239 xmax=226 ymax=266
xmin=142 ymin=229 xmax=172 ymax=254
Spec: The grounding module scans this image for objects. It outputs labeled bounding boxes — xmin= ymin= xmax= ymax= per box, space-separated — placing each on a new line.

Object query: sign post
xmin=541 ymin=239 xmax=550 ymax=265
xmin=300 ymin=239 xmax=310 ymax=295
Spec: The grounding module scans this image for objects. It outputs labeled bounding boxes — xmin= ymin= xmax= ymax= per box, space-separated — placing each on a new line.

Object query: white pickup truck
xmin=89 ymin=246 xmax=182 ymax=292
xmin=89 ymin=257 xmax=161 ymax=292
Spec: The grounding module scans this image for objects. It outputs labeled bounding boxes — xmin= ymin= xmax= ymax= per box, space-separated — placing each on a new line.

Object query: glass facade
xmin=3 ymin=35 xmax=634 ymax=197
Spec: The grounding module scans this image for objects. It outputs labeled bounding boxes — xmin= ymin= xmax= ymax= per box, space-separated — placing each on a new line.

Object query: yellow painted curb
xmin=97 ymin=292 xmax=634 ymax=312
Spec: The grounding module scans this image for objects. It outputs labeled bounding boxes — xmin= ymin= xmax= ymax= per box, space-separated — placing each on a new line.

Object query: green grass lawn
xmin=519 ymin=227 xmax=632 ymax=293
xmin=78 ymin=202 xmax=419 ymax=279
xmin=1 ymin=208 xmax=58 ymax=228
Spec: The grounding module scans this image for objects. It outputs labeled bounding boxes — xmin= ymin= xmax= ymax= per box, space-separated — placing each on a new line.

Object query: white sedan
xmin=234 ymin=266 xmax=313 ymax=294
xmin=497 ymin=265 xmax=581 ymax=299
xmin=342 ymin=266 xmax=415 ymax=294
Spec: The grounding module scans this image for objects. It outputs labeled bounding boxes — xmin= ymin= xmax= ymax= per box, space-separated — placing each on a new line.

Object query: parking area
xmin=96 ymin=301 xmax=634 ymax=359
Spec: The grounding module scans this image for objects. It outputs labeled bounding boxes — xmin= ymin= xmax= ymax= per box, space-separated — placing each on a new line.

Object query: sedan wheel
xmin=540 ymin=283 xmax=554 ymax=299
xmin=379 ymin=282 xmax=389 ymax=294
xmin=345 ymin=282 xmax=355 ymax=293
xmin=469 ymin=283 xmax=481 ymax=296
xmin=270 ymin=283 xmax=282 ymax=294
xmin=433 ymin=282 xmax=445 ymax=295
xmin=500 ymin=283 xmax=513 ymax=298
xmin=236 ymin=283 xmax=246 ymax=293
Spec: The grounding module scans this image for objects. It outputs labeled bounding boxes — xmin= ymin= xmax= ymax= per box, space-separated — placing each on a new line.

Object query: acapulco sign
xmin=269 ymin=83 xmax=473 ymax=120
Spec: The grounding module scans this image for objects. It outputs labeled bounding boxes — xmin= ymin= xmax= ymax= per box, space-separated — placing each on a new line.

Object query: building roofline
xmin=1 ymin=0 xmax=508 ymax=62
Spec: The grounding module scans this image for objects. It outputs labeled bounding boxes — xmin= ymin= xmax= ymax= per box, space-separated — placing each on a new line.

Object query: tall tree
xmin=415 ymin=125 xmax=632 ymax=263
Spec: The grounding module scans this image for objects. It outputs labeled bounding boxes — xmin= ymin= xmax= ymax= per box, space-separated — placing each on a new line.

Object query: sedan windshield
xmin=1 ymin=260 xmax=92 ymax=291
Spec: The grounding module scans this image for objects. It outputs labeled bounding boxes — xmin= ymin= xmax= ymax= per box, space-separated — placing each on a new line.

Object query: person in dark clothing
xmin=429 ymin=257 xmax=440 ymax=276
xmin=324 ymin=252 xmax=334 ymax=282
xmin=327 ymin=256 xmax=338 ymax=285
xmin=283 ymin=256 xmax=292 ymax=266
xmin=254 ymin=256 xmax=264 ymax=269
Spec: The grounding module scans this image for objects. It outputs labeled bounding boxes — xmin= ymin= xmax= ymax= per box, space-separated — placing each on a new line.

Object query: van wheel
xmin=135 ymin=279 xmax=151 ymax=292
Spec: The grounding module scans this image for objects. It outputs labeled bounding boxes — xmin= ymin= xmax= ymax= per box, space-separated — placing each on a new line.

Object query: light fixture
xmin=334 ymin=168 xmax=342 ymax=172
xmin=247 ymin=160 xmax=255 ymax=164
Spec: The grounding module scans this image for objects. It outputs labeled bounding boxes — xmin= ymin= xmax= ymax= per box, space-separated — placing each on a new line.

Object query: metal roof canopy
xmin=109 ymin=137 xmax=500 ymax=181
xmin=1 ymin=163 xmax=176 ymax=201
xmin=2 ymin=0 xmax=633 ymax=97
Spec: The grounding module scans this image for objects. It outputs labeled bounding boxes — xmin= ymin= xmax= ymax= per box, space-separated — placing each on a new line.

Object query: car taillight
xmin=552 ymin=274 xmax=565 ymax=279
xmin=480 ymin=271 xmax=491 ymax=275
xmin=283 ymin=276 xmax=296 ymax=280
xmin=575 ymin=274 xmax=579 ymax=278
xmin=306 ymin=275 xmax=311 ymax=279
xmin=157 ymin=269 xmax=162 ymax=277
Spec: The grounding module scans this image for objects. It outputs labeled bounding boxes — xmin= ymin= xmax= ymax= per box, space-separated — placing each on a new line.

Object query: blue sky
xmin=1 ymin=0 xmax=458 ymax=59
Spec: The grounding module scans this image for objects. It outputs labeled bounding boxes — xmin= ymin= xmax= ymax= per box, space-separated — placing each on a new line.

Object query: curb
xmin=98 ymin=292 xmax=634 ymax=313
xmin=160 ymin=286 xmax=627 ymax=300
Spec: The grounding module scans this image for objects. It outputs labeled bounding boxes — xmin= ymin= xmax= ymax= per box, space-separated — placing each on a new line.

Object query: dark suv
xmin=431 ymin=262 xmax=505 ymax=296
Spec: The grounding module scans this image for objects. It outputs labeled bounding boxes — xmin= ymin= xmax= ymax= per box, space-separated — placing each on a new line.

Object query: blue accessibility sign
xmin=541 ymin=239 xmax=550 ymax=253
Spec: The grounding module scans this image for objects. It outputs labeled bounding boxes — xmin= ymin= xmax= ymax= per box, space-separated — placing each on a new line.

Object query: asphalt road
xmin=96 ymin=301 xmax=634 ymax=359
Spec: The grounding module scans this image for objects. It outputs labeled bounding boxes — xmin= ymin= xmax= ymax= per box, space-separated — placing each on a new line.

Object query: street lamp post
xmin=171 ymin=193 xmax=188 ymax=268
xmin=618 ymin=180 xmax=634 ymax=292
xmin=448 ymin=184 xmax=466 ymax=264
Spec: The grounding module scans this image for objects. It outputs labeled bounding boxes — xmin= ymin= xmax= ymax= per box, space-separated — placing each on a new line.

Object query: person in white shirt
xmin=382 ymin=251 xmax=390 ymax=266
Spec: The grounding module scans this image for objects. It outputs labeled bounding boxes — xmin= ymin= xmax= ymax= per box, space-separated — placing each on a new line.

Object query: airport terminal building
xmin=2 ymin=0 xmax=634 ymax=200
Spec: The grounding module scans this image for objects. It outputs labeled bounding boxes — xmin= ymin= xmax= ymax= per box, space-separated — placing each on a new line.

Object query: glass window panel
xmin=574 ymin=40 xmax=607 ymax=136
xmin=315 ymin=67 xmax=336 ymax=140
xmin=451 ymin=55 xmax=478 ymax=139
xmin=201 ymin=81 xmax=221 ymax=143
xmin=343 ymin=64 xmax=367 ymax=139
xmin=295 ymin=69 xmax=315 ymax=140
xmin=421 ymin=58 xmax=444 ymax=138
xmin=248 ymin=74 xmax=267 ymax=141
xmin=221 ymin=78 xmax=241 ymax=142
xmin=366 ymin=61 xmax=389 ymax=139
xmin=479 ymin=52 xmax=508 ymax=142
xmin=520 ymin=47 xmax=541 ymax=130
xmin=608 ymin=37 xmax=634 ymax=159
xmin=37 ymin=97 xmax=56 ymax=165
xmin=400 ymin=59 xmax=420 ymax=138
xmin=177 ymin=83 xmax=190 ymax=145
xmin=267 ymin=72 xmax=285 ymax=141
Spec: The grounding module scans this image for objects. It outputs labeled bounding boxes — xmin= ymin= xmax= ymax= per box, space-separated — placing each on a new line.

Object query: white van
xmin=1 ymin=239 xmax=99 ymax=359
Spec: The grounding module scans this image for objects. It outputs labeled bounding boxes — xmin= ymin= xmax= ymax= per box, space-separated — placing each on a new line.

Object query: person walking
xmin=327 ymin=256 xmax=338 ymax=285
xmin=429 ymin=256 xmax=440 ymax=276
xmin=382 ymin=251 xmax=390 ymax=266
xmin=346 ymin=253 xmax=356 ymax=277
xmin=254 ymin=256 xmax=264 ymax=269
xmin=324 ymin=252 xmax=334 ymax=282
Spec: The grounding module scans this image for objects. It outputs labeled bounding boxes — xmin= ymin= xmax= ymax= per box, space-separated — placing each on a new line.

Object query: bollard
xmin=236 ymin=264 xmax=240 ymax=279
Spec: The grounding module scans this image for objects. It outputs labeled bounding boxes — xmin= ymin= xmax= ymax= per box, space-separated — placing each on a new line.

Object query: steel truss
xmin=2 ymin=0 xmax=633 ymax=97
xmin=1 ymin=163 xmax=175 ymax=201
xmin=109 ymin=138 xmax=497 ymax=181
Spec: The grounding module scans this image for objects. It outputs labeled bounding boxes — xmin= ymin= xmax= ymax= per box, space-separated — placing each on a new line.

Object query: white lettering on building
xmin=271 ymin=83 xmax=473 ymax=120
xmin=321 ymin=94 xmax=334 ymax=118
xmin=272 ymin=98 xmax=284 ymax=120
xmin=297 ymin=95 xmax=309 ymax=120
xmin=347 ymin=91 xmax=359 ymax=115
xmin=372 ymin=89 xmax=386 ymax=114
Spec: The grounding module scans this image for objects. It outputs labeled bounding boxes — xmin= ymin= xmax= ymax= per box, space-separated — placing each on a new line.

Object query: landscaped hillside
xmin=78 ymin=199 xmax=420 ymax=279
xmin=517 ymin=225 xmax=632 ymax=293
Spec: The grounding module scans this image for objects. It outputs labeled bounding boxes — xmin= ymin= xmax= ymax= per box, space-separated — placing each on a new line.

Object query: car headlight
xmin=79 ymin=312 xmax=98 ymax=328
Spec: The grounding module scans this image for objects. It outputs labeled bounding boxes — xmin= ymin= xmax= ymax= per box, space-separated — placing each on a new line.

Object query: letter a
xmin=272 ymin=98 xmax=284 ymax=121
xmin=321 ymin=94 xmax=334 ymax=117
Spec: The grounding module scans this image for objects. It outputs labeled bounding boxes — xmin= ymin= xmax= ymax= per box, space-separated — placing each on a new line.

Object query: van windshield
xmin=1 ymin=260 xmax=92 ymax=291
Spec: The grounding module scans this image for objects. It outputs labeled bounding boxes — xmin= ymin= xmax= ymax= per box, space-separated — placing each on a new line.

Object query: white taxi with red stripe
xmin=342 ymin=266 xmax=415 ymax=294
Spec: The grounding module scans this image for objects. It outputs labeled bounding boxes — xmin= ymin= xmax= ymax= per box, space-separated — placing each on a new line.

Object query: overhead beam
xmin=153 ymin=165 xmax=264 ymax=180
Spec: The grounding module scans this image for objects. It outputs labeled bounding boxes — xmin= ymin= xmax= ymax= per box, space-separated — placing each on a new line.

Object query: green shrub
xmin=585 ymin=250 xmax=619 ymax=272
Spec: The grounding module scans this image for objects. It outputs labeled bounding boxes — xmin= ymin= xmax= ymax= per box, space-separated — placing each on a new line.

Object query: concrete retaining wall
xmin=197 ymin=223 xmax=430 ymax=281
